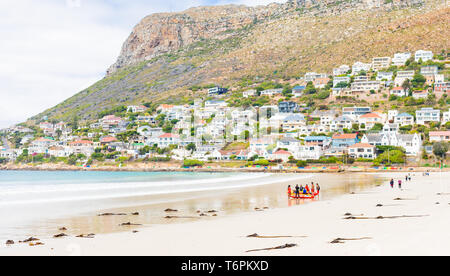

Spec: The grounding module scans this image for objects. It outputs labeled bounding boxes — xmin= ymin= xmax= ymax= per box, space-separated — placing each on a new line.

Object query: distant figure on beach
xmin=398 ymin=180 xmax=402 ymax=189
xmin=305 ymin=184 xmax=311 ymax=194
xmin=390 ymin=179 xmax=394 ymax=188
xmin=311 ymin=184 xmax=315 ymax=194
xmin=288 ymin=185 xmax=292 ymax=197
xmin=316 ymin=183 xmax=321 ymax=194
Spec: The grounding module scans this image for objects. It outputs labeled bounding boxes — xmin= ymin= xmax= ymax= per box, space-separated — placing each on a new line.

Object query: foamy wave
xmin=0 ymin=174 xmax=313 ymax=206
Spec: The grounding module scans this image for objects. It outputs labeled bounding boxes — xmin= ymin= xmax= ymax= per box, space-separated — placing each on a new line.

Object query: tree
xmin=186 ymin=143 xmax=196 ymax=153
xmin=433 ymin=142 xmax=449 ymax=159
xmin=411 ymin=73 xmax=426 ymax=88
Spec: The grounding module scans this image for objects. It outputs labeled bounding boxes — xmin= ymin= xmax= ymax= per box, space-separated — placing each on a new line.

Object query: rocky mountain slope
xmin=33 ymin=0 xmax=449 ymax=122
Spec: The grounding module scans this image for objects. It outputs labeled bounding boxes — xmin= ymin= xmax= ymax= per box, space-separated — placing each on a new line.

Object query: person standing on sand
xmin=288 ymin=185 xmax=292 ymax=197
xmin=390 ymin=179 xmax=394 ymax=189
xmin=398 ymin=180 xmax=402 ymax=189
xmin=295 ymin=185 xmax=300 ymax=197
xmin=316 ymin=183 xmax=321 ymax=194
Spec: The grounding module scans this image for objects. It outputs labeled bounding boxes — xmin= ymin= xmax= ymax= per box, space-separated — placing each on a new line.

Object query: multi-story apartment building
xmin=392 ymin=52 xmax=411 ymax=66
xmin=415 ymin=50 xmax=433 ymax=62
xmin=395 ymin=70 xmax=415 ymax=86
xmin=416 ymin=108 xmax=441 ymax=125
xmin=351 ymin=81 xmax=381 ymax=93
xmin=372 ymin=57 xmax=391 ymax=71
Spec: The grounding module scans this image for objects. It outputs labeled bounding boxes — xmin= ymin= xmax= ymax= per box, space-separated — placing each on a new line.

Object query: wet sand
xmin=0 ymin=173 xmax=396 ymax=255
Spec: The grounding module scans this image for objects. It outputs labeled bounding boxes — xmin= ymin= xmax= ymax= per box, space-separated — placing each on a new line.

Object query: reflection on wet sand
xmin=18 ymin=173 xmax=386 ymax=240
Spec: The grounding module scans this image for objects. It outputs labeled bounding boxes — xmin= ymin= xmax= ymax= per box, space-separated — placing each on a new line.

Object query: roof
xmin=397 ymin=112 xmax=413 ymax=117
xmin=360 ymin=113 xmax=382 ymax=119
xmin=273 ymin=150 xmax=292 ymax=155
xmin=159 ymin=133 xmax=179 ymax=139
xmin=332 ymin=133 xmax=358 ymax=140
xmin=69 ymin=140 xmax=93 ymax=145
xmin=349 ymin=143 xmax=374 ymax=149
xmin=305 ymin=136 xmax=330 ymax=141
xmin=430 ymin=131 xmax=450 ymax=136
xmin=101 ymin=136 xmax=118 ymax=143
xmin=34 ymin=137 xmax=54 ymax=142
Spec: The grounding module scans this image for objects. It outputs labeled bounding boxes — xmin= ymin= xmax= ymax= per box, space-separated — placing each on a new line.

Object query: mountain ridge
xmin=31 ymin=0 xmax=448 ymax=123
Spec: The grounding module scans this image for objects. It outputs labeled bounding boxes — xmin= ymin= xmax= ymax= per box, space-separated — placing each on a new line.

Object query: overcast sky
xmin=0 ymin=0 xmax=287 ymax=129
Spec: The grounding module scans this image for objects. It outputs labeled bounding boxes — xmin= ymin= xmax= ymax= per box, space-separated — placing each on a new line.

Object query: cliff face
xmin=34 ymin=0 xmax=448 ymax=122
xmin=107 ymin=0 xmax=425 ymax=74
xmin=107 ymin=4 xmax=283 ymax=74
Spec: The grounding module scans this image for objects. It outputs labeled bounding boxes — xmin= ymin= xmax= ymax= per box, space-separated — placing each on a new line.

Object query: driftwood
xmin=5 ymin=240 xmax=14 ymax=245
xmin=119 ymin=222 xmax=142 ymax=226
xmin=344 ymin=215 xmax=429 ymax=220
xmin=330 ymin=237 xmax=372 ymax=244
xmin=394 ymin=198 xmax=417 ymax=201
xmin=98 ymin=213 xmax=127 ymax=217
xmin=131 ymin=212 xmax=140 ymax=216
xmin=29 ymin=242 xmax=45 ymax=247
xmin=165 ymin=216 xmax=198 ymax=219
xmin=20 ymin=237 xmax=39 ymax=243
xmin=246 ymin=244 xmax=297 ymax=253
xmin=59 ymin=227 xmax=68 ymax=231
xmin=247 ymin=233 xmax=307 ymax=239
xmin=53 ymin=233 xmax=68 ymax=238
xmin=165 ymin=209 xmax=178 ymax=212
xmin=207 ymin=210 xmax=218 ymax=213
xmin=76 ymin=234 xmax=95 ymax=239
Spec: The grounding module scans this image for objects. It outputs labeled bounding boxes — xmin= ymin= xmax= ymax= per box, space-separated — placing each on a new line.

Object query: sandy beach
xmin=1 ymin=172 xmax=449 ymax=256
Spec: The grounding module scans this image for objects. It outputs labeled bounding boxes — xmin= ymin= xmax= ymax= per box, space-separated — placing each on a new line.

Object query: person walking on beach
xmin=316 ymin=183 xmax=321 ymax=194
xmin=390 ymin=179 xmax=394 ymax=189
xmin=398 ymin=180 xmax=402 ymax=189
xmin=288 ymin=185 xmax=292 ymax=197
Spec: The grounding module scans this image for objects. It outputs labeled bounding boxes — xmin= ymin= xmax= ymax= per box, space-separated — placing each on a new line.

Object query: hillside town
xmin=1 ymin=49 xmax=449 ymax=169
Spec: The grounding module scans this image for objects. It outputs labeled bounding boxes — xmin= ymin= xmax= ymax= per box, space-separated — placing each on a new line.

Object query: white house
xmin=295 ymin=146 xmax=323 ymax=160
xmin=352 ymin=62 xmax=372 ymax=75
xmin=416 ymin=108 xmax=441 ymax=125
xmin=390 ymin=87 xmax=409 ymax=97
xmin=392 ymin=52 xmax=411 ymax=66
xmin=243 ymin=89 xmax=257 ymax=98
xmin=348 ymin=143 xmax=377 ymax=159
xmin=394 ymin=113 xmax=415 ymax=126
xmin=372 ymin=57 xmax=391 ymax=71
xmin=395 ymin=70 xmax=415 ymax=86
xmin=443 ymin=109 xmax=450 ymax=124
xmin=333 ymin=65 xmax=350 ymax=76
xmin=429 ymin=131 xmax=450 ymax=142
xmin=415 ymin=50 xmax=433 ymax=62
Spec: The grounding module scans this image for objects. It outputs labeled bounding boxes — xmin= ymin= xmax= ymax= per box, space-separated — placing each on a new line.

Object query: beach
xmin=1 ymin=171 xmax=449 ymax=256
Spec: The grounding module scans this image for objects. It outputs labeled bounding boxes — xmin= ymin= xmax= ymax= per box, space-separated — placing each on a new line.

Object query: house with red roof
xmin=348 ymin=143 xmax=377 ymax=159
xmin=429 ymin=131 xmax=450 ymax=143
xmin=358 ymin=113 xmax=384 ymax=130
xmin=332 ymin=133 xmax=359 ymax=148
xmin=157 ymin=133 xmax=180 ymax=148
xmin=100 ymin=136 xmax=118 ymax=145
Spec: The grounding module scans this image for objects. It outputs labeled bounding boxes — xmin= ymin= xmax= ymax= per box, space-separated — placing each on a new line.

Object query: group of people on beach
xmin=287 ymin=182 xmax=321 ymax=198
xmin=390 ymin=175 xmax=413 ymax=189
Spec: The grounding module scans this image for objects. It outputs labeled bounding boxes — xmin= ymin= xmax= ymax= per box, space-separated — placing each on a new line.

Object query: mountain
xmin=32 ymin=0 xmax=449 ymax=122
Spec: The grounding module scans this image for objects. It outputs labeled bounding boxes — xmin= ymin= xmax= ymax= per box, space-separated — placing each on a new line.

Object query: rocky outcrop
xmin=107 ymin=0 xmax=425 ymax=74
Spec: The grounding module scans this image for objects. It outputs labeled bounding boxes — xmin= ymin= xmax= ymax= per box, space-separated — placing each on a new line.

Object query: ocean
xmin=0 ymin=171 xmax=315 ymax=240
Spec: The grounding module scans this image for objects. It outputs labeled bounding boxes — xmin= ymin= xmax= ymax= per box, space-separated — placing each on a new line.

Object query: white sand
xmin=2 ymin=172 xmax=450 ymax=256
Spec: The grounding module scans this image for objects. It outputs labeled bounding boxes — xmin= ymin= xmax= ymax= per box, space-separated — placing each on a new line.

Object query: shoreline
xmin=3 ymin=172 xmax=450 ymax=256
xmin=1 ymin=163 xmax=448 ymax=173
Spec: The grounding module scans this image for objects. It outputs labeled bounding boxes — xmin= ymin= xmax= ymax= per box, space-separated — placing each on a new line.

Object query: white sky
xmin=0 ymin=0 xmax=287 ymax=128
